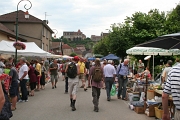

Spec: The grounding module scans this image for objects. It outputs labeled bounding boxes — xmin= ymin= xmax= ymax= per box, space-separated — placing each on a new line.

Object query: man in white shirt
xmin=19 ymin=57 xmax=29 ymax=102
xmin=103 ymin=60 xmax=116 ymax=101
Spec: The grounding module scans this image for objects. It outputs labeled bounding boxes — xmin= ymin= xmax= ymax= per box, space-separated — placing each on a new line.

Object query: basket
xmin=155 ymin=107 xmax=163 ymax=119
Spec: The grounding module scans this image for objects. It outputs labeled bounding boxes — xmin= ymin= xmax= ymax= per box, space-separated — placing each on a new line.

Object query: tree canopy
xmin=93 ymin=5 xmax=180 ymax=59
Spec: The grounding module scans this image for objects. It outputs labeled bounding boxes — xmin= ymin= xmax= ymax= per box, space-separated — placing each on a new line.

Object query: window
xmin=46 ymin=31 xmax=49 ymax=39
xmin=43 ymin=27 xmax=45 ymax=37
xmin=42 ymin=43 xmax=44 ymax=50
xmin=46 ymin=44 xmax=48 ymax=51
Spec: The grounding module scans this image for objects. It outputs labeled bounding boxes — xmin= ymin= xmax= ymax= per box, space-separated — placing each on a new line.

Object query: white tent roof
xmin=0 ymin=40 xmax=50 ymax=56
xmin=126 ymin=47 xmax=180 ymax=56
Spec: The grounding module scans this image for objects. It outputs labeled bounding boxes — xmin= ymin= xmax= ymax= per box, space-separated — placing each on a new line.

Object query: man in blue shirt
xmin=116 ymin=59 xmax=129 ymax=100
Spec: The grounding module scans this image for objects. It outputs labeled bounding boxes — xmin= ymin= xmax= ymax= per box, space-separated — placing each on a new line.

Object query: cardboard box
xmin=147 ymin=104 xmax=158 ymax=117
xmin=134 ymin=107 xmax=144 ymax=114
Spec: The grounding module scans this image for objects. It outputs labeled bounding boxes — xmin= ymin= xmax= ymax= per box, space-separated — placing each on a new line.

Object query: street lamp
xmin=15 ymin=0 xmax=32 ymax=65
xmin=52 ymin=29 xmax=58 ymax=39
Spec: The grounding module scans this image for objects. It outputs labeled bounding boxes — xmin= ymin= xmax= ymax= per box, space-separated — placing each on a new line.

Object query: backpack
xmin=67 ymin=62 xmax=77 ymax=78
xmin=92 ymin=66 xmax=103 ymax=82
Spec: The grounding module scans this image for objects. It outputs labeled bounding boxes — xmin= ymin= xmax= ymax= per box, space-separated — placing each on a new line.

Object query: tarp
xmin=102 ymin=54 xmax=120 ymax=60
xmin=0 ymin=40 xmax=50 ymax=56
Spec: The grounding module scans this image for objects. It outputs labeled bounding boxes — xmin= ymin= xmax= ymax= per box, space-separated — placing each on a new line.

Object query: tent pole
xmin=153 ymin=55 xmax=154 ymax=80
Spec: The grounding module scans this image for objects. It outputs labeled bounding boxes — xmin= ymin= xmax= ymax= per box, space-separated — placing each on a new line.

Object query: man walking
xmin=117 ymin=59 xmax=129 ymax=100
xmin=103 ymin=60 xmax=116 ymax=101
xmin=49 ymin=59 xmax=58 ymax=89
xmin=78 ymin=58 xmax=87 ymax=91
xmin=65 ymin=56 xmax=80 ymax=111
xmin=89 ymin=58 xmax=103 ymax=112
xmin=6 ymin=62 xmax=18 ymax=110
xmin=64 ymin=59 xmax=70 ymax=94
xmin=19 ymin=57 xmax=29 ymax=102
xmin=162 ymin=62 xmax=180 ymax=120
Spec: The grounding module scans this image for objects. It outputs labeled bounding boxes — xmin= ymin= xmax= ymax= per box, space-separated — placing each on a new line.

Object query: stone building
xmin=0 ymin=10 xmax=53 ymax=52
xmin=63 ymin=29 xmax=86 ymax=41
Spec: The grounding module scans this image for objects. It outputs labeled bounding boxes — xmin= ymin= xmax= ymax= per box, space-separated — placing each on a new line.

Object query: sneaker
xmin=25 ymin=100 xmax=28 ymax=102
xmin=55 ymin=85 xmax=57 ymax=88
xmin=94 ymin=107 xmax=99 ymax=112
xmin=72 ymin=106 xmax=76 ymax=111
xmin=18 ymin=99 xmax=23 ymax=102
xmin=52 ymin=87 xmax=54 ymax=89
xmin=84 ymin=88 xmax=88 ymax=91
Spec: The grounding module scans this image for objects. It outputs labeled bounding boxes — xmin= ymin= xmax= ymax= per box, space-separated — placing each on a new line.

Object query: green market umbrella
xmin=126 ymin=47 xmax=180 ymax=79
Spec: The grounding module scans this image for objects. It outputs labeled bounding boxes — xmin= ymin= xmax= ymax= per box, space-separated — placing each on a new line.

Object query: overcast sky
xmin=0 ymin=0 xmax=179 ymax=38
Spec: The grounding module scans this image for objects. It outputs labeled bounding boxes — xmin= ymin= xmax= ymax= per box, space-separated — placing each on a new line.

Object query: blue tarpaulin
xmin=102 ymin=54 xmax=120 ymax=60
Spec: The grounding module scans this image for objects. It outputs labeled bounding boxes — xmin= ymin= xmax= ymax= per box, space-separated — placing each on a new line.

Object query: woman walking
xmin=40 ymin=62 xmax=46 ymax=90
xmin=28 ymin=62 xmax=37 ymax=96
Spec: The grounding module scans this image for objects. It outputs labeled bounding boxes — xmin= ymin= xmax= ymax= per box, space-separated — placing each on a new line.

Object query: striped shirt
xmin=163 ymin=63 xmax=180 ymax=110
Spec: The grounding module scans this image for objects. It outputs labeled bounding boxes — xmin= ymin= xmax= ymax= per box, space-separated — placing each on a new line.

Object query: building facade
xmin=0 ymin=10 xmax=53 ymax=52
xmin=63 ymin=29 xmax=86 ymax=41
xmin=91 ymin=35 xmax=102 ymax=42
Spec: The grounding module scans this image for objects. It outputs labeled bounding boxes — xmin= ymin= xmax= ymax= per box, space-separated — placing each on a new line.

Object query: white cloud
xmin=0 ymin=0 xmax=179 ymax=38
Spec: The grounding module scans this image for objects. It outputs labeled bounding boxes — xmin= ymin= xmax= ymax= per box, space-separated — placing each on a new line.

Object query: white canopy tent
xmin=126 ymin=47 xmax=180 ymax=79
xmin=0 ymin=40 xmax=54 ymax=57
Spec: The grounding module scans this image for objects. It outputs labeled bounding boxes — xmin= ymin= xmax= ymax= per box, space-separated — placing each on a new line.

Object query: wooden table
xmin=154 ymin=89 xmax=175 ymax=118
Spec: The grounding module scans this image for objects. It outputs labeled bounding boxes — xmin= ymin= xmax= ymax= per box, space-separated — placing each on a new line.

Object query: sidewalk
xmin=11 ymin=78 xmax=154 ymax=120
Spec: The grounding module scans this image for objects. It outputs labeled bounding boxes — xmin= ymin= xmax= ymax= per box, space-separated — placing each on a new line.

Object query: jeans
xmin=20 ymin=79 xmax=28 ymax=100
xmin=92 ymin=87 xmax=101 ymax=107
xmin=117 ymin=75 xmax=128 ymax=99
xmin=65 ymin=77 xmax=68 ymax=92
xmin=104 ymin=77 xmax=114 ymax=98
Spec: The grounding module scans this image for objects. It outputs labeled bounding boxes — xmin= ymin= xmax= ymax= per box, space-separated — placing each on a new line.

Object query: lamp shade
xmin=25 ymin=11 xmax=29 ymax=19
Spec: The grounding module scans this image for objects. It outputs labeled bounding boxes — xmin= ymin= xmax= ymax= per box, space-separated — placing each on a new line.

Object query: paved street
xmin=11 ymin=78 xmax=154 ymax=120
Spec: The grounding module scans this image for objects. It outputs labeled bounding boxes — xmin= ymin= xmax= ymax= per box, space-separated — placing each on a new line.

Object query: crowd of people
xmin=1 ymin=55 xmax=180 ymax=120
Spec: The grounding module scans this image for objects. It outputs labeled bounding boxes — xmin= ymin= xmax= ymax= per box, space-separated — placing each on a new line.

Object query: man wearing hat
xmin=65 ymin=56 xmax=80 ymax=111
xmin=0 ymin=56 xmax=5 ymax=74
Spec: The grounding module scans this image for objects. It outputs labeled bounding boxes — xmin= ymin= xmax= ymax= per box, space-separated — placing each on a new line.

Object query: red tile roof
xmin=0 ymin=10 xmax=54 ymax=33
xmin=62 ymin=44 xmax=71 ymax=49
xmin=0 ymin=10 xmax=42 ymax=23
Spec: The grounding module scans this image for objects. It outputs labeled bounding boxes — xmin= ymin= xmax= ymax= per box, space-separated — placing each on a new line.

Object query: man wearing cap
xmin=65 ymin=56 xmax=80 ymax=111
xmin=103 ymin=60 xmax=116 ymax=101
xmin=117 ymin=59 xmax=129 ymax=100
xmin=0 ymin=56 xmax=5 ymax=74
xmin=18 ymin=57 xmax=29 ymax=102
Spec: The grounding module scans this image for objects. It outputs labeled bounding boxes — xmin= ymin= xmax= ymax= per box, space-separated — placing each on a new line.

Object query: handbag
xmin=0 ymin=84 xmax=13 ymax=119
xmin=34 ymin=69 xmax=40 ymax=76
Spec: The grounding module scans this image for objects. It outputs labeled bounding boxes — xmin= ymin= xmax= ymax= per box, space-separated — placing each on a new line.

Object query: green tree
xmin=70 ymin=52 xmax=77 ymax=57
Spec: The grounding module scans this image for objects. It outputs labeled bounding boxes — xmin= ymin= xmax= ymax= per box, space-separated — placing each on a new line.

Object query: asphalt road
xmin=11 ymin=77 xmax=155 ymax=120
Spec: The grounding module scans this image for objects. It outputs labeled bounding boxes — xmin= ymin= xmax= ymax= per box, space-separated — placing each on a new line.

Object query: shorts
xmin=51 ymin=74 xmax=58 ymax=82
xmin=68 ymin=78 xmax=79 ymax=95
xmin=79 ymin=73 xmax=85 ymax=80
xmin=30 ymin=82 xmax=36 ymax=90
xmin=9 ymin=85 xmax=18 ymax=97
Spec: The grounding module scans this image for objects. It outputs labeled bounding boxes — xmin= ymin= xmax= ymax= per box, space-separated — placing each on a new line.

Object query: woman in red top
xmin=28 ymin=62 xmax=37 ymax=96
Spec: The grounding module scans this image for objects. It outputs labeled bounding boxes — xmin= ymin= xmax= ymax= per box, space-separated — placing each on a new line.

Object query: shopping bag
xmin=110 ymin=84 xmax=116 ymax=96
